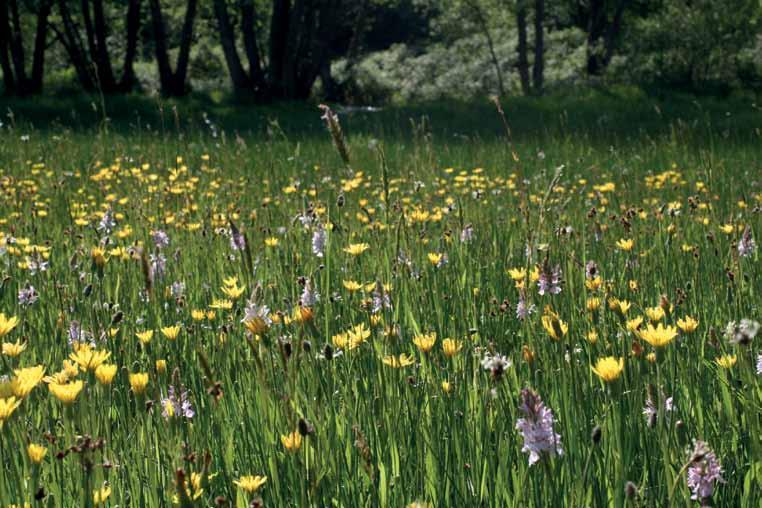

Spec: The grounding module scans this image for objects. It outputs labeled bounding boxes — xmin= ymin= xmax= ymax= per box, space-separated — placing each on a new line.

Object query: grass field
xmin=0 ymin=91 xmax=759 ymax=507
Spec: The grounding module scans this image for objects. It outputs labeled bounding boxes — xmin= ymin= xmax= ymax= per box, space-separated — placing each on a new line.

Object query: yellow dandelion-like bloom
xmin=11 ymin=365 xmax=45 ymax=398
xmin=715 ymin=355 xmax=736 ymax=369
xmin=93 ymin=485 xmax=111 ymax=506
xmin=645 ymin=306 xmax=665 ymax=322
xmin=522 ymin=344 xmax=535 ymax=363
xmin=616 ymin=238 xmax=634 ymax=251
xmin=281 ymin=431 xmax=302 ymax=453
xmin=94 ymin=364 xmax=118 ymax=385
xmin=441 ymin=381 xmax=452 ymax=394
xmin=541 ymin=314 xmax=568 ymax=341
xmin=48 ymin=380 xmax=84 ymax=405
xmin=0 ymin=313 xmax=19 ymax=337
xmin=407 ymin=501 xmax=433 ymax=508
xmin=507 ymin=267 xmax=526 ymax=281
xmin=129 ymin=373 xmax=149 ymax=395
xmin=155 ymin=359 xmax=167 ymax=374
xmin=346 ymin=323 xmax=371 ymax=348
xmin=209 ymin=298 xmax=233 ymax=310
xmin=191 ymin=309 xmax=206 ymax=321
xmin=626 ymin=317 xmax=644 ymax=333
xmin=135 ymin=330 xmax=154 ymax=345
xmin=342 ymin=280 xmax=363 ymax=292
xmin=413 ymin=332 xmax=437 ymax=353
xmin=221 ymin=283 xmax=246 ymax=300
xmin=160 ymin=325 xmax=181 ymax=341
xmin=441 ymin=338 xmax=463 ymax=358
xmin=0 ymin=396 xmax=22 ymax=428
xmin=2 ymin=339 xmax=26 ymax=357
xmin=638 ymin=323 xmax=678 ymax=348
xmin=91 ymin=247 xmax=108 ymax=268
xmin=677 ymin=316 xmax=699 ymax=333
xmin=427 ymin=252 xmax=444 ymax=266
xmin=243 ymin=317 xmax=269 ymax=335
xmin=343 ymin=243 xmax=369 ymax=256
xmin=382 ymin=353 xmax=416 ymax=368
xmin=586 ymin=330 xmax=598 ymax=344
xmin=586 ymin=297 xmax=602 ymax=313
xmin=585 ymin=276 xmax=603 ymax=291
xmin=69 ymin=348 xmax=111 ymax=372
xmin=264 ymin=237 xmax=279 ymax=247
xmin=233 ymin=475 xmax=268 ymax=493
xmin=608 ymin=298 xmax=631 ymax=317
xmin=591 ymin=357 xmax=624 ymax=382
xmin=27 ymin=443 xmax=47 ymax=464
xmin=222 ymin=275 xmax=239 ymax=287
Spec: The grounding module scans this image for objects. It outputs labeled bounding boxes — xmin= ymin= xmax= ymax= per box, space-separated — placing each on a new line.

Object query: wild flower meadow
xmin=0 ymin=100 xmax=759 ymax=507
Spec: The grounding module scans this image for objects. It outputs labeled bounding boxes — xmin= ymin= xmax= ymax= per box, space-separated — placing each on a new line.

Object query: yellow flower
xmin=94 ymin=364 xmax=118 ymax=385
xmin=209 ymin=298 xmax=233 ymax=310
xmin=28 ymin=443 xmax=47 ymax=463
xmin=591 ymin=357 xmax=624 ymax=382
xmin=243 ymin=317 xmax=269 ymax=335
xmin=541 ymin=314 xmax=568 ymax=340
xmin=191 ymin=310 xmax=206 ymax=321
xmin=522 ymin=344 xmax=535 ymax=363
xmin=0 ymin=396 xmax=22 ymax=428
xmin=441 ymin=381 xmax=452 ymax=394
xmin=48 ymin=380 xmax=84 ymax=405
xmin=586 ymin=297 xmax=601 ymax=313
xmin=233 ymin=475 xmax=268 ymax=493
xmin=281 ymin=431 xmax=302 ymax=452
xmin=155 ymin=359 xmax=167 ymax=374
xmin=91 ymin=247 xmax=108 ymax=268
xmin=264 ymin=237 xmax=279 ymax=247
xmin=407 ymin=501 xmax=433 ymax=508
xmin=69 ymin=347 xmax=111 ymax=372
xmin=342 ymin=280 xmax=363 ymax=292
xmin=616 ymin=238 xmax=634 ymax=251
xmin=585 ymin=276 xmax=603 ymax=291
xmin=222 ymin=275 xmax=239 ymax=287
xmin=645 ymin=306 xmax=665 ymax=322
xmin=221 ymin=283 xmax=245 ymax=300
xmin=2 ymin=339 xmax=26 ymax=357
xmin=507 ymin=267 xmax=526 ymax=281
xmin=715 ymin=355 xmax=736 ymax=369
xmin=586 ymin=330 xmax=598 ymax=344
xmin=608 ymin=298 xmax=631 ymax=317
xmin=719 ymin=224 xmax=735 ymax=234
xmin=626 ymin=317 xmax=644 ymax=333
xmin=677 ymin=316 xmax=699 ymax=333
xmin=93 ymin=485 xmax=111 ymax=506
xmin=135 ymin=330 xmax=154 ymax=345
xmin=638 ymin=323 xmax=678 ymax=348
xmin=382 ymin=353 xmax=416 ymax=368
xmin=645 ymin=352 xmax=657 ymax=363
xmin=343 ymin=243 xmax=369 ymax=256
xmin=129 ymin=373 xmax=149 ymax=395
xmin=160 ymin=325 xmax=181 ymax=341
xmin=441 ymin=338 xmax=463 ymax=358
xmin=427 ymin=252 xmax=444 ymax=266
xmin=0 ymin=313 xmax=19 ymax=337
xmin=628 ymin=280 xmax=639 ymax=291
xmin=413 ymin=332 xmax=437 ymax=353
xmin=11 ymin=365 xmax=45 ymax=398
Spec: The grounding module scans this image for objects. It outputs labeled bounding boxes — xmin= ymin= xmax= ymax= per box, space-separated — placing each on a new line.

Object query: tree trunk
xmin=120 ymin=0 xmax=141 ymax=91
xmin=213 ymin=0 xmax=250 ymax=92
xmin=585 ymin=0 xmax=604 ymax=75
xmin=269 ymin=0 xmax=291 ymax=97
xmin=515 ymin=0 xmax=531 ymax=95
xmin=91 ymin=0 xmax=117 ymax=91
xmin=466 ymin=0 xmax=505 ymax=97
xmin=602 ymin=0 xmax=627 ymax=69
xmin=149 ymin=0 xmax=197 ymax=96
xmin=57 ymin=0 xmax=97 ymax=91
xmin=532 ymin=0 xmax=544 ymax=94
xmin=240 ymin=0 xmax=266 ymax=93
xmin=0 ymin=0 xmax=17 ymax=94
xmin=29 ymin=1 xmax=51 ymax=93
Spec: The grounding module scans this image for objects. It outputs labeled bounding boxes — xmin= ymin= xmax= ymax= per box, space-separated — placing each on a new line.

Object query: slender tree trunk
xmin=585 ymin=0 xmax=604 ymax=75
xmin=240 ymin=0 xmax=266 ymax=93
xmin=515 ymin=0 xmax=531 ymax=95
xmin=120 ymin=0 xmax=141 ymax=91
xmin=92 ymin=0 xmax=117 ymax=90
xmin=149 ymin=0 xmax=174 ymax=94
xmin=0 ymin=0 xmax=17 ymax=94
xmin=149 ymin=0 xmax=197 ymax=96
xmin=213 ymin=0 xmax=249 ymax=92
xmin=57 ymin=0 xmax=97 ymax=91
xmin=173 ymin=0 xmax=197 ymax=93
xmin=602 ymin=0 xmax=627 ymax=68
xmin=269 ymin=0 xmax=291 ymax=97
xmin=8 ymin=0 xmax=26 ymax=83
xmin=29 ymin=1 xmax=51 ymax=93
xmin=532 ymin=0 xmax=544 ymax=94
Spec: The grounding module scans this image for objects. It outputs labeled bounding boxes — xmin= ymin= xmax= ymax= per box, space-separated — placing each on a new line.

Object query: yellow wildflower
xmin=413 ymin=332 xmax=437 ymax=353
xmin=27 ymin=443 xmax=47 ymax=464
xmin=591 ymin=357 xmax=624 ymax=382
xmin=2 ymin=339 xmax=26 ymax=357
xmin=677 ymin=316 xmax=699 ymax=333
xmin=281 ymin=431 xmax=302 ymax=452
xmin=0 ymin=313 xmax=19 ymax=337
xmin=233 ymin=475 xmax=268 ymax=493
xmin=638 ymin=323 xmax=678 ymax=348
xmin=48 ymin=380 xmax=84 ymax=405
xmin=441 ymin=338 xmax=463 ymax=358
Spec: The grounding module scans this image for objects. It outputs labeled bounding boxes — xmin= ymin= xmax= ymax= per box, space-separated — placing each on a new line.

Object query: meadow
xmin=0 ymin=91 xmax=759 ymax=507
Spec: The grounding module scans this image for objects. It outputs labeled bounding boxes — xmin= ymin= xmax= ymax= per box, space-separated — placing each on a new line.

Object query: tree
xmin=512 ymin=0 xmax=544 ymax=95
xmin=532 ymin=0 xmax=544 ymax=93
xmin=566 ymin=0 xmax=628 ymax=75
xmin=213 ymin=0 xmax=348 ymax=101
xmin=54 ymin=0 xmax=142 ymax=93
xmin=148 ymin=0 xmax=198 ymax=96
xmin=0 ymin=0 xmax=53 ymax=95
